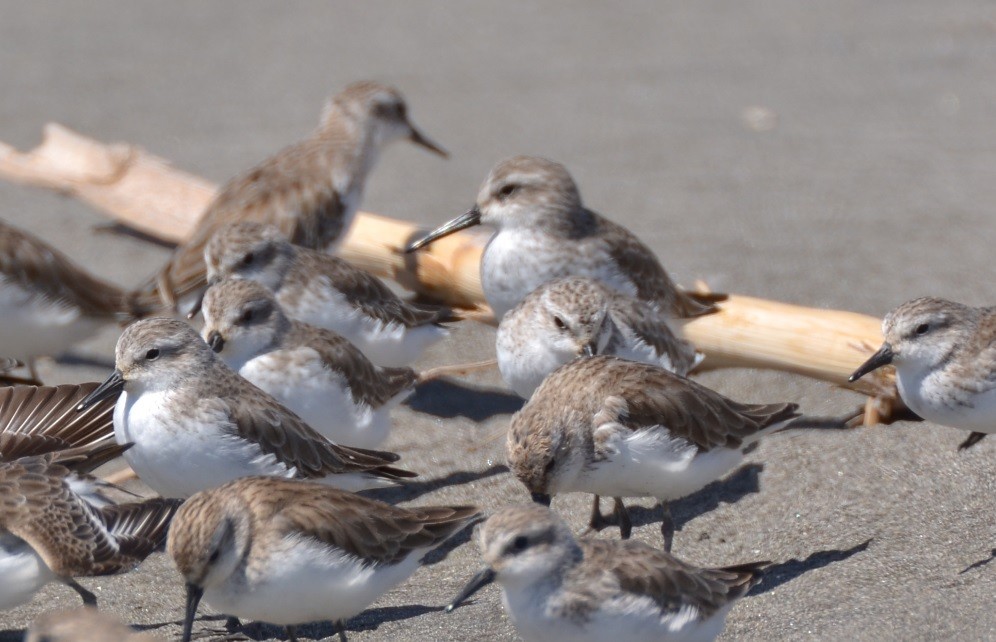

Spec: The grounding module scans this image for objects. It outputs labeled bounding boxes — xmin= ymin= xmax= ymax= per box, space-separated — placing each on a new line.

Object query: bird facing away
xmin=506 ymin=356 xmax=840 ymax=550
xmin=850 ymin=297 xmax=996 ymax=451
xmin=406 ymin=156 xmax=715 ymax=320
xmin=201 ymin=278 xmax=417 ymax=448
xmin=497 ymin=276 xmax=703 ymax=398
xmin=447 ymin=503 xmax=765 ymax=642
xmin=25 ymin=607 xmax=165 ymax=642
xmin=203 ymin=222 xmax=455 ymax=366
xmin=0 ymin=453 xmax=181 ymax=610
xmin=76 ymin=317 xmax=415 ymax=498
xmin=0 ymin=219 xmax=145 ymax=378
xmin=130 ymin=81 xmax=447 ymax=313
xmin=169 ymin=475 xmax=481 ymax=642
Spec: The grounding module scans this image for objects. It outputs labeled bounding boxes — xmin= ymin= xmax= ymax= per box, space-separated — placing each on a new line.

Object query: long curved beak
xmin=181 ymin=583 xmax=204 ymax=642
xmin=408 ymin=124 xmax=448 ymax=158
xmin=405 ymin=206 xmax=481 ymax=253
xmin=445 ymin=567 xmax=496 ymax=613
xmin=531 ymin=492 xmax=552 ymax=506
xmin=849 ymin=343 xmax=894 ymax=382
xmin=207 ymin=331 xmax=225 ymax=353
xmin=76 ymin=370 xmax=125 ymax=411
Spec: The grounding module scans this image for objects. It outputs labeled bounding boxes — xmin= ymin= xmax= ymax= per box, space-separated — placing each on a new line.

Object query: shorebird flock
xmin=0 ymin=80 xmax=992 ymax=641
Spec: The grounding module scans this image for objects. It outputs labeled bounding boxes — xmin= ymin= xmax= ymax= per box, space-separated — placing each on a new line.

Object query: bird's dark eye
xmin=497 ymin=184 xmax=518 ymax=200
xmin=510 ymin=535 xmax=529 ymax=552
xmin=242 ymin=252 xmax=255 ymax=266
xmin=208 ymin=548 xmax=220 ymax=564
xmin=544 ymin=459 xmax=556 ymax=474
xmin=145 ymin=349 xmax=160 ymax=361
xmin=553 ymin=316 xmax=566 ymax=330
xmin=915 ymin=323 xmax=930 ymax=336
xmin=240 ymin=309 xmax=254 ymax=324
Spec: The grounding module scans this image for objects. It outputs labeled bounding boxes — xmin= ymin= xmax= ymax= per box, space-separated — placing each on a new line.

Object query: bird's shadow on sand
xmin=366 ymin=464 xmax=510 ymax=505
xmin=750 ymin=538 xmax=872 ymax=596
xmin=406 ymin=379 xmax=523 ymax=422
xmin=622 ymin=463 xmax=764 ymax=533
xmin=188 ymin=605 xmax=443 ymax=640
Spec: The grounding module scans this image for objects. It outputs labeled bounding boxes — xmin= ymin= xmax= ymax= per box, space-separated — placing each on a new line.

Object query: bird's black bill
xmin=207 ymin=331 xmax=225 ymax=353
xmin=848 ymin=343 xmax=894 ymax=382
xmin=581 ymin=342 xmax=597 ymax=358
xmin=186 ymin=289 xmax=206 ymax=320
xmin=531 ymin=492 xmax=552 ymax=506
xmin=408 ymin=125 xmax=449 ymax=158
xmin=76 ymin=370 xmax=125 ymax=411
xmin=181 ymin=583 xmax=204 ymax=642
xmin=405 ymin=207 xmax=481 ymax=253
xmin=445 ymin=567 xmax=496 ymax=613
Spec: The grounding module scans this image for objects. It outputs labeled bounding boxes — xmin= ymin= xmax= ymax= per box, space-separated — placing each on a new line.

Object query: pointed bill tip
xmin=405 ymin=207 xmax=482 ymax=253
xmin=849 ymin=343 xmax=894 ymax=383
xmin=446 ymin=567 xmax=496 ymax=613
xmin=408 ymin=126 xmax=448 ymax=158
xmin=76 ymin=370 xmax=125 ymax=411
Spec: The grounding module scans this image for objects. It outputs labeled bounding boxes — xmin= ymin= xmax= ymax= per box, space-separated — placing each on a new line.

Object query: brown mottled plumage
xmin=0 ymin=453 xmax=180 ymax=608
xmin=407 ymin=156 xmax=716 ymax=320
xmin=169 ymin=476 xmax=480 ymax=641
xmin=451 ymin=504 xmax=763 ymax=640
xmin=129 ymin=81 xmax=446 ymax=313
xmin=203 ymin=222 xmax=455 ymax=366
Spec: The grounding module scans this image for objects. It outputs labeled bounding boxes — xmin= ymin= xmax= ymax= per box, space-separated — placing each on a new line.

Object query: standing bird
xmin=507 ymin=356 xmax=841 ymax=550
xmin=406 ymin=156 xmax=714 ymax=320
xmin=850 ymin=297 xmax=996 ymax=451
xmin=203 ymin=222 xmax=455 ymax=366
xmin=447 ymin=504 xmax=765 ymax=642
xmin=497 ymin=276 xmax=702 ymax=398
xmin=130 ymin=81 xmax=447 ymax=313
xmin=0 ymin=219 xmax=143 ymax=379
xmin=169 ymin=476 xmax=480 ymax=642
xmin=76 ymin=318 xmax=415 ymax=498
xmin=0 ymin=452 xmax=180 ymax=610
xmin=200 ymin=279 xmax=417 ymax=448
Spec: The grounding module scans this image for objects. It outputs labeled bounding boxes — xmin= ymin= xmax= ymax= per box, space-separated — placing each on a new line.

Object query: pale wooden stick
xmin=0 ymin=124 xmax=900 ymax=422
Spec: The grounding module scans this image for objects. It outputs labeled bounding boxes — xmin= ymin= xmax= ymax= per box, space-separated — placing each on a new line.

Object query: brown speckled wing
xmin=134 ymin=138 xmax=348 ymax=310
xmin=580 ymin=538 xmax=763 ymax=619
xmin=607 ymin=295 xmax=700 ymax=375
xmin=291 ymin=250 xmax=454 ymax=328
xmin=581 ymin=357 xmax=798 ymax=451
xmin=285 ymin=323 xmax=417 ymax=407
xmin=224 ymin=378 xmax=415 ymax=481
xmin=595 ymin=216 xmax=714 ymax=319
xmin=0 ymin=220 xmax=127 ymax=319
xmin=0 ymin=454 xmax=178 ymax=577
xmin=247 ymin=478 xmax=479 ymax=565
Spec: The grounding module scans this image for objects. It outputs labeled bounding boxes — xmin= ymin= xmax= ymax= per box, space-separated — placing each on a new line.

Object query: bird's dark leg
xmin=959 ymin=432 xmax=987 ymax=451
xmin=285 ymin=625 xmax=298 ymax=642
xmin=225 ymin=617 xmax=242 ymax=632
xmin=659 ymin=501 xmax=675 ymax=552
xmin=612 ymin=497 xmax=632 ymax=539
xmin=587 ymin=495 xmax=611 ymax=532
xmin=335 ymin=619 xmax=348 ymax=642
xmin=64 ymin=578 xmax=97 ymax=606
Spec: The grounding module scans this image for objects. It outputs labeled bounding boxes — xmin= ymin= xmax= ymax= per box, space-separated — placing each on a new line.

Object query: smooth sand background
xmin=2 ymin=2 xmax=996 ymax=640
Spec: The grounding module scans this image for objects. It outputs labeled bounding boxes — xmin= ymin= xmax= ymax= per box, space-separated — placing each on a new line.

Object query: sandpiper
xmin=130 ymin=81 xmax=447 ymax=313
xmin=202 ymin=222 xmax=455 ymax=366
xmin=406 ymin=156 xmax=714 ymax=320
xmin=76 ymin=317 xmax=415 ymax=498
xmin=169 ymin=475 xmax=480 ymax=642
xmin=201 ymin=279 xmax=417 ymax=448
xmin=0 ymin=452 xmax=180 ymax=610
xmin=447 ymin=503 xmax=765 ymax=642
xmin=497 ymin=276 xmax=702 ymax=398
xmin=25 ymin=607 xmax=164 ymax=642
xmin=507 ymin=355 xmax=842 ymax=550
xmin=850 ymin=296 xmax=996 ymax=451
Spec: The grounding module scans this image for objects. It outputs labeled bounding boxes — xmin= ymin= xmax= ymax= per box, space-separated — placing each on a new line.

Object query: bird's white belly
xmin=114 ymin=389 xmax=294 ymax=499
xmin=496 ymin=327 xmax=577 ymax=399
xmin=240 ymin=354 xmax=390 ymax=448
xmin=573 ymin=424 xmax=742 ymax=501
xmin=206 ymin=535 xmax=425 ymax=625
xmin=0 ymin=280 xmax=101 ymax=361
xmin=482 ymin=231 xmax=637 ymax=320
xmin=0 ymin=536 xmax=54 ymax=609
xmin=280 ymin=284 xmax=446 ymax=367
xmin=900 ymin=370 xmax=996 ymax=434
